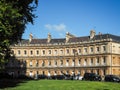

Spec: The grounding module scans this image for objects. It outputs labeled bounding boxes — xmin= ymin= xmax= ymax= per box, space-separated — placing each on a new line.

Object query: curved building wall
xmin=7 ymin=33 xmax=120 ymax=78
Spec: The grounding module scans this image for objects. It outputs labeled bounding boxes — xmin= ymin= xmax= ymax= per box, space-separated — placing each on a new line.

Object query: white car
xmin=73 ymin=75 xmax=83 ymax=80
xmin=78 ymin=76 xmax=83 ymax=80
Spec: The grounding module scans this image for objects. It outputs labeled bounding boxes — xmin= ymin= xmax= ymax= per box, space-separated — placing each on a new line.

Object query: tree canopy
xmin=0 ymin=0 xmax=38 ymax=70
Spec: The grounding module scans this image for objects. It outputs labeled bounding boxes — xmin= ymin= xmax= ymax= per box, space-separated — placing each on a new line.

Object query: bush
xmin=0 ymin=72 xmax=13 ymax=79
xmin=17 ymin=75 xmax=33 ymax=80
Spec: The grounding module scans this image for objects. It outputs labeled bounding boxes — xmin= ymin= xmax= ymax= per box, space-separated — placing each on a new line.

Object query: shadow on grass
xmin=0 ymin=51 xmax=29 ymax=89
xmin=0 ymin=79 xmax=29 ymax=89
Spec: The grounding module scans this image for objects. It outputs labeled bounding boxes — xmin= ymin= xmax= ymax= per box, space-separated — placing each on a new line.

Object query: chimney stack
xmin=90 ymin=30 xmax=96 ymax=39
xmin=47 ymin=33 xmax=51 ymax=43
xmin=29 ymin=33 xmax=33 ymax=42
xmin=66 ymin=32 xmax=75 ymax=43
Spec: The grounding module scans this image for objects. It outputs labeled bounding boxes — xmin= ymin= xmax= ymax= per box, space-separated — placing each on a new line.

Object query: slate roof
xmin=95 ymin=34 xmax=120 ymax=42
xmin=19 ymin=34 xmax=120 ymax=45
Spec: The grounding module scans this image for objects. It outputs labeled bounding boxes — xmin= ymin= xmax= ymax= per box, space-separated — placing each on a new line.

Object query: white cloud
xmin=45 ymin=24 xmax=52 ymax=30
xmin=53 ymin=24 xmax=66 ymax=31
xmin=45 ymin=23 xmax=68 ymax=38
xmin=45 ymin=23 xmax=66 ymax=32
xmin=59 ymin=33 xmax=64 ymax=37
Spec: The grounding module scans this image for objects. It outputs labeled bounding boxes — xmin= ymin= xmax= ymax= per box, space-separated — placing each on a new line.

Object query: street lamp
xmin=73 ymin=49 xmax=78 ymax=79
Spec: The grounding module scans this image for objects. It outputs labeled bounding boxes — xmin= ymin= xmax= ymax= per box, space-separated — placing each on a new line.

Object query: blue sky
xmin=22 ymin=0 xmax=120 ymax=39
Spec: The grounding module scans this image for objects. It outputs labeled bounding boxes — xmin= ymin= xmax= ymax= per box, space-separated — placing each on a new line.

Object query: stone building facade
xmin=6 ymin=30 xmax=120 ymax=77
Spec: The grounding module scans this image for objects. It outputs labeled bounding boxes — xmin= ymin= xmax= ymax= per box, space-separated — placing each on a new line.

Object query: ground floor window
xmin=97 ymin=69 xmax=99 ymax=75
xmin=29 ymin=71 xmax=33 ymax=77
xmin=103 ymin=69 xmax=106 ymax=75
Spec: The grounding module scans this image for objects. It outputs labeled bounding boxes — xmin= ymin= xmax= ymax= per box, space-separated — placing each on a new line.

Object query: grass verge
xmin=1 ymin=80 xmax=120 ymax=90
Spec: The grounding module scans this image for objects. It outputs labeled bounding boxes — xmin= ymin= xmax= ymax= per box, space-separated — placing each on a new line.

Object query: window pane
xmin=36 ymin=50 xmax=39 ymax=55
xmin=24 ymin=50 xmax=27 ymax=55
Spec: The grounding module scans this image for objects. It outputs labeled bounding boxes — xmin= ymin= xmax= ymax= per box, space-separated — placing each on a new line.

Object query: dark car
xmin=83 ymin=73 xmax=101 ymax=81
xmin=38 ymin=74 xmax=48 ymax=79
xmin=104 ymin=75 xmax=120 ymax=83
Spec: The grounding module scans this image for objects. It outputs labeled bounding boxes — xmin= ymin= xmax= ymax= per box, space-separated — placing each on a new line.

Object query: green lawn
xmin=1 ymin=80 xmax=120 ymax=90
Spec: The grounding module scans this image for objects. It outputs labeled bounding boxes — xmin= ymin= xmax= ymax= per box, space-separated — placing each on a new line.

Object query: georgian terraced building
xmin=7 ymin=30 xmax=120 ymax=77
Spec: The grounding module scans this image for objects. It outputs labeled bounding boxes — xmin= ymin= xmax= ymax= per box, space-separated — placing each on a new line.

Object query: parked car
xmin=104 ymin=75 xmax=120 ymax=83
xmin=38 ymin=74 xmax=48 ymax=79
xmin=72 ymin=75 xmax=83 ymax=80
xmin=83 ymin=73 xmax=101 ymax=81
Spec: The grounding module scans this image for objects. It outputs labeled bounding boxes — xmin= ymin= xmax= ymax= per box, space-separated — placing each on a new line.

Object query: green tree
xmin=0 ymin=0 xmax=38 ymax=70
